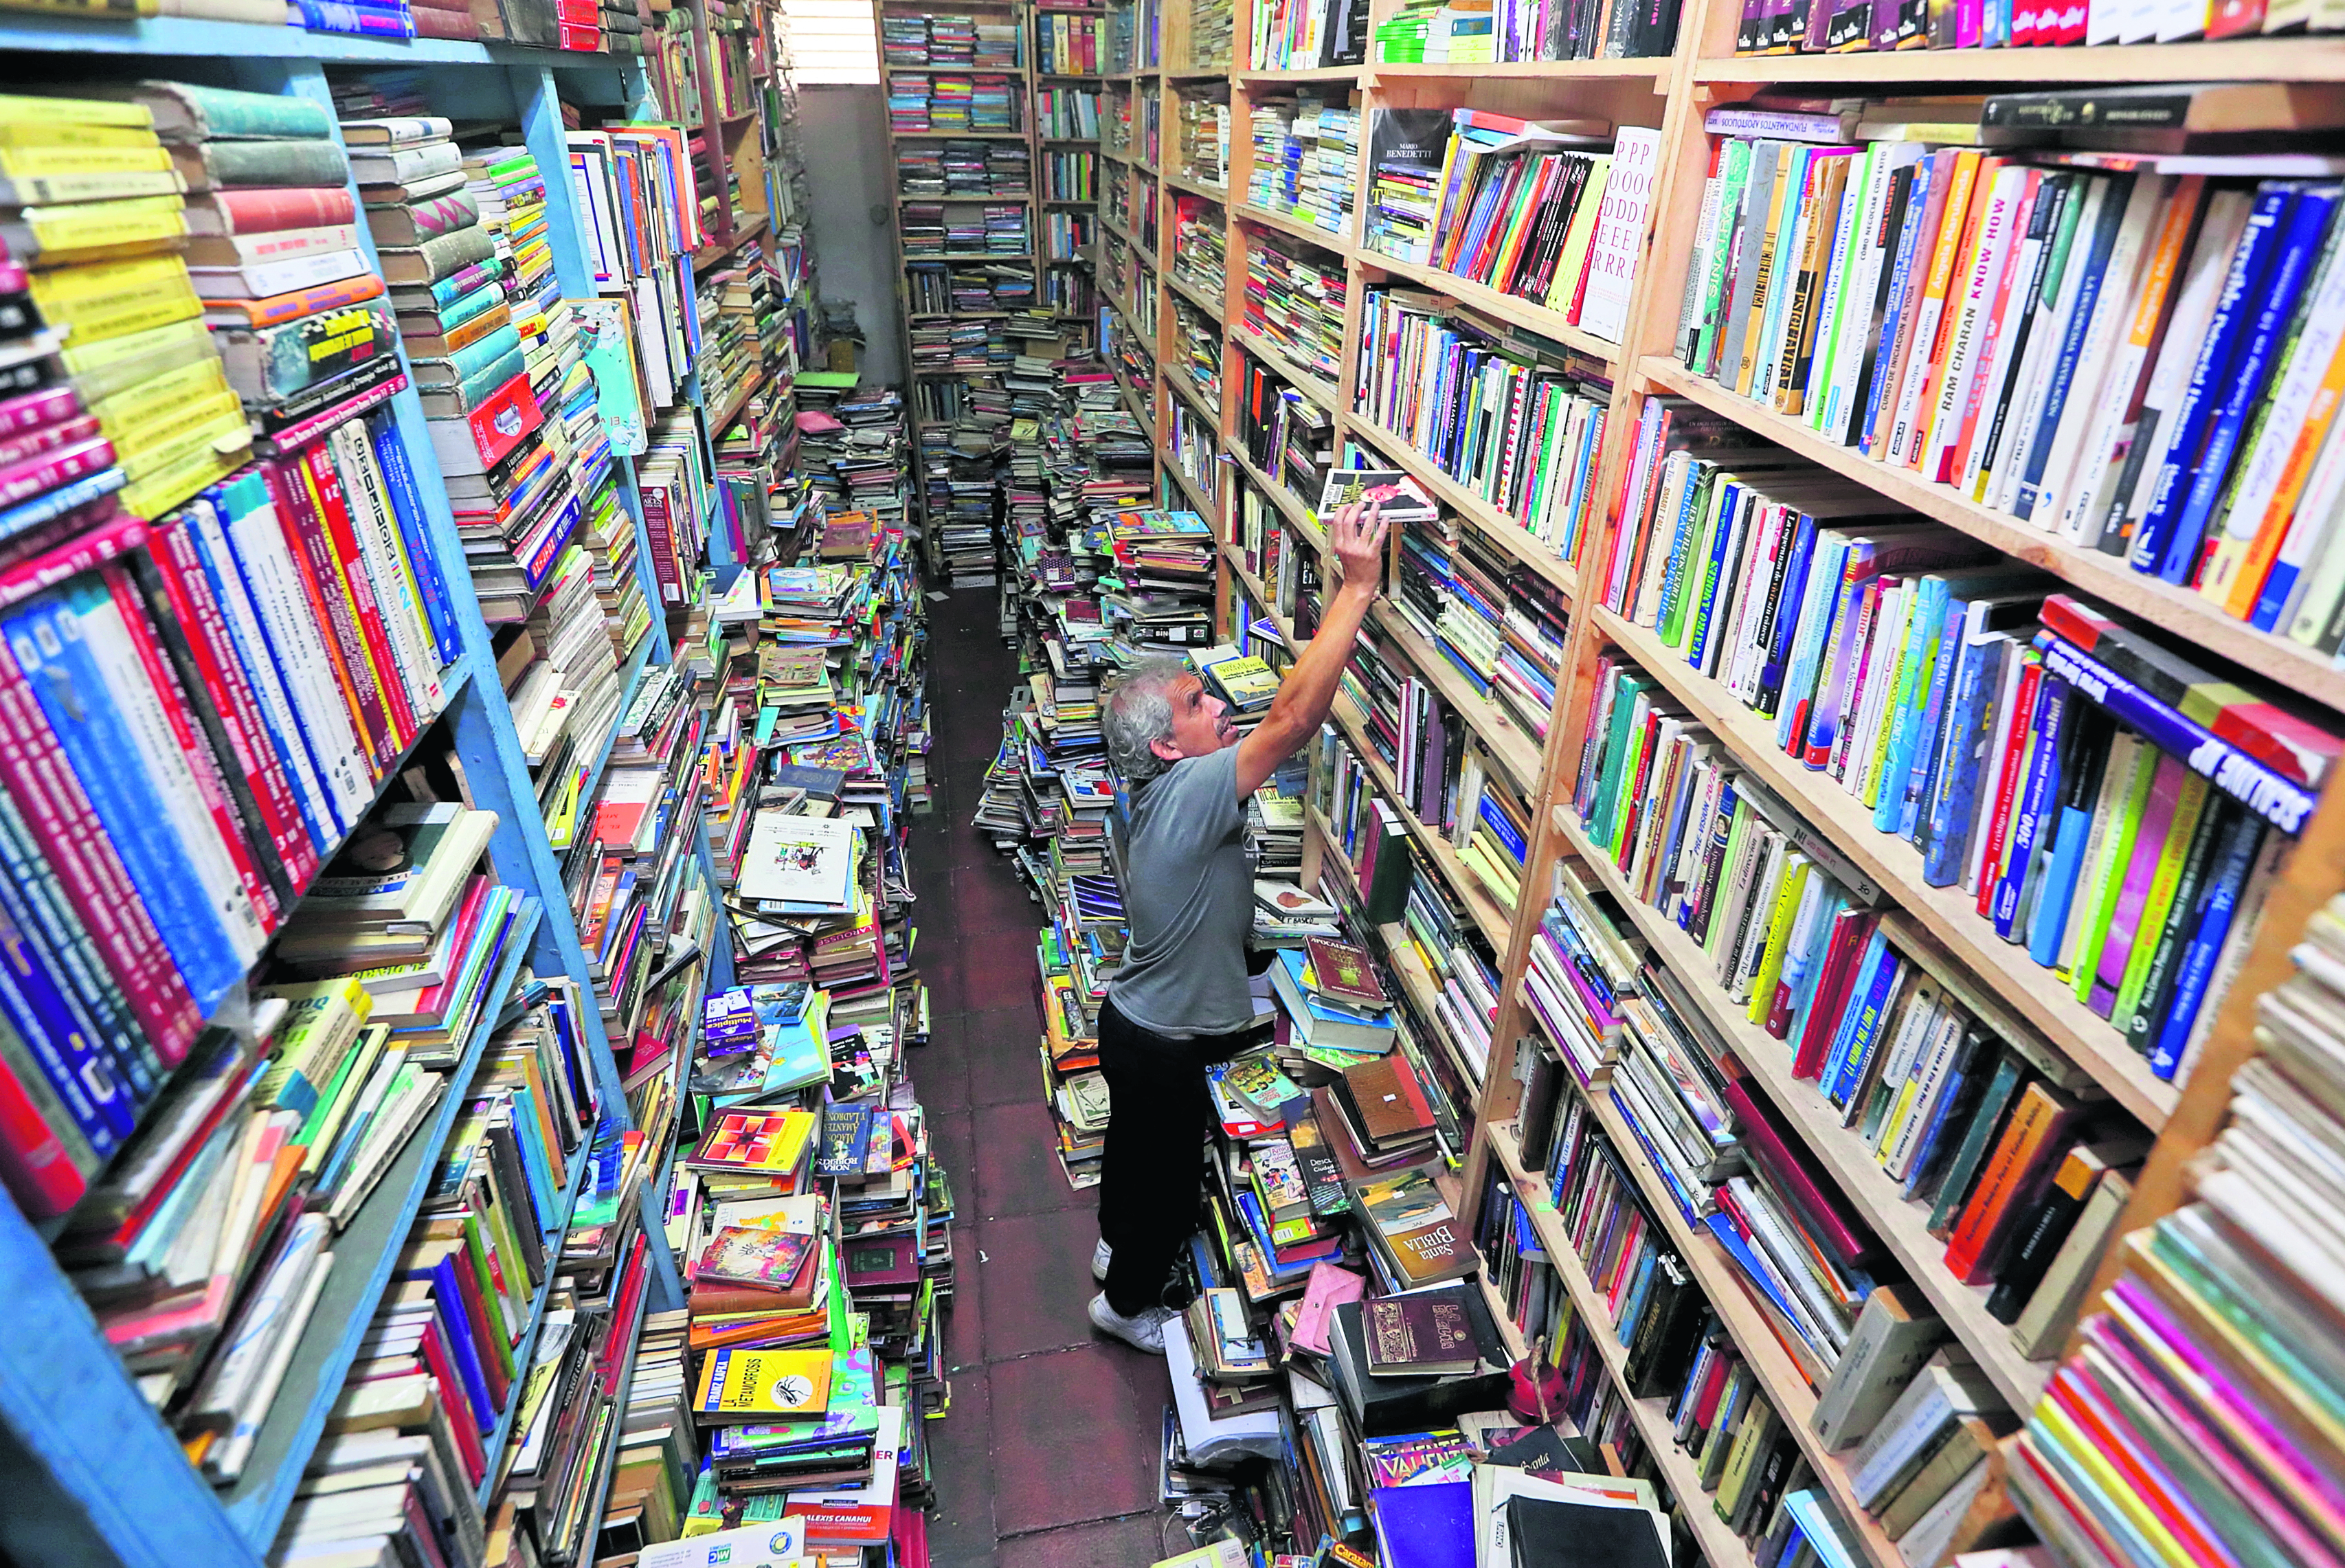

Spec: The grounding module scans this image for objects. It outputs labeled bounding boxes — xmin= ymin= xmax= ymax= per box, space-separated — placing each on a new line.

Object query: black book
xmin=1505 ymin=1494 xmax=1670 ymax=1568
xmin=1325 ymin=1294 xmax=1511 ymax=1436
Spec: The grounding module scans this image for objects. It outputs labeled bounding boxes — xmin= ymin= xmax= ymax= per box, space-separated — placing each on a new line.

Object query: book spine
xmin=0 ymin=618 xmax=200 ymax=1061
xmin=0 ymin=781 xmax=156 ymax=1101
xmin=264 ymin=455 xmax=396 ymax=776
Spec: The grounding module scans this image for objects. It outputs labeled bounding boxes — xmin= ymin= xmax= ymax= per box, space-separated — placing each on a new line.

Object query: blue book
xmin=0 ymin=467 xmax=124 ymax=545
xmin=1369 ymin=1479 xmax=1472 ymax=1568
xmin=1477 ymin=793 xmax=1526 ymax=864
xmin=506 ymin=1086 xmax=559 ymax=1225
xmin=1757 ymin=513 xmax=1820 ymax=716
xmin=2128 ymin=182 xmax=2299 ymax=572
xmin=2158 ymin=186 xmax=2341 ymax=585
xmin=2028 ymin=798 xmax=2096 ymax=970
xmin=1775 ymin=533 xmax=1854 ymax=754
xmin=1871 ymin=576 xmax=1952 ymax=831
xmin=372 ymin=409 xmax=462 ymax=666
xmin=1801 ymin=568 xmax=1876 ymax=768
xmin=1920 ymin=635 xmax=2014 ymax=886
xmin=1821 ymin=930 xmax=1891 ymax=1101
xmin=424 ymin=1257 xmax=496 ymax=1432
xmin=1830 ymin=942 xmax=1905 ymax=1110
xmin=1894 ymin=601 xmax=1966 ymax=840
xmin=0 ymin=788 xmax=155 ymax=1101
xmin=2012 ymin=173 xmax=2145 ymax=522
xmin=1859 ymin=157 xmax=1937 ymax=458
xmin=0 ymin=595 xmax=243 ymax=1016
xmin=1899 ymin=1031 xmax=1984 ymax=1200
xmin=1992 ymin=675 xmax=2070 ymax=940
xmin=1686 ymin=486 xmax=1749 ymax=673
xmin=0 ymin=901 xmax=126 ymax=1152
xmin=2150 ymin=814 xmax=2268 ymax=1079
xmin=1616 ymin=1246 xmax=1659 ymax=1345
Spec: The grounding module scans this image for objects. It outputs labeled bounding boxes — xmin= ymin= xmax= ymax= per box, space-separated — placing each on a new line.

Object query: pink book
xmin=1720 ymin=1077 xmax=1874 ymax=1271
xmin=1290 ymin=1262 xmax=1365 ymax=1356
xmin=2089 ymin=753 xmax=2185 ymax=1018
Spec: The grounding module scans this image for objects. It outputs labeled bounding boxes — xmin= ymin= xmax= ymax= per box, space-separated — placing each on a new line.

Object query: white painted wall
xmin=798 ymin=85 xmax=904 ymax=389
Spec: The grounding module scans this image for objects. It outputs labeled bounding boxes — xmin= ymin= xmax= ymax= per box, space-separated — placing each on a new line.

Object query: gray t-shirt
xmin=1108 ymin=746 xmax=1255 ymax=1035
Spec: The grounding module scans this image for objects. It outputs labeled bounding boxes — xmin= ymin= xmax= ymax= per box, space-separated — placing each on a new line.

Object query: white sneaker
xmin=1089 ymin=1292 xmax=1174 ymax=1354
xmin=1092 ymin=1239 xmax=1112 ymax=1282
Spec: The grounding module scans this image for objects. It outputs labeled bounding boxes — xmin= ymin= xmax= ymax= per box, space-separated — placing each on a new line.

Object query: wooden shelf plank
xmin=1167 ymin=269 xmax=1226 ymax=317
xmin=1369 ymin=58 xmax=1672 ymax=79
xmin=1163 ymin=170 xmax=1231 ymax=202
xmin=1233 ymin=199 xmax=1357 ymax=255
xmin=1549 ymin=808 xmax=2057 ymax=1413
xmin=1694 ymin=38 xmax=2345 ymax=80
xmin=1590 ymin=603 xmax=2179 ymax=1130
xmin=1637 ymin=357 xmax=2345 ymax=716
xmin=1483 ymin=1126 xmax=1764 ymax=1568
xmin=1341 ymin=409 xmax=1582 ymax=599
xmin=1232 ymin=322 xmax=1343 ymax=413
xmin=1237 ymin=65 xmax=1363 ymax=81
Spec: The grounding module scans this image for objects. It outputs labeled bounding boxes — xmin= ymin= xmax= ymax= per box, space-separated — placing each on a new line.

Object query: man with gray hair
xmin=1087 ymin=498 xmax=1389 ymax=1353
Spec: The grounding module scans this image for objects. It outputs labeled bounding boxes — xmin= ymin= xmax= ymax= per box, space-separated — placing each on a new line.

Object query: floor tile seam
xmin=993 ymin=1510 xmax=1178 ymax=1545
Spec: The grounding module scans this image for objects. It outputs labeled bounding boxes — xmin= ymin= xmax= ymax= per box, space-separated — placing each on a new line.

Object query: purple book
xmin=2089 ymin=752 xmax=2184 ymax=1018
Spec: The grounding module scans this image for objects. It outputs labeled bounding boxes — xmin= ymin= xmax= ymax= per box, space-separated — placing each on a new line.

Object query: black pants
xmin=1095 ymin=996 xmax=1261 ymax=1316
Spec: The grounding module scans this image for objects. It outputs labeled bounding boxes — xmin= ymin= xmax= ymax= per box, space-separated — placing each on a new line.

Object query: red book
xmin=144 ymin=516 xmax=319 ymax=890
xmin=0 ymin=637 xmax=199 ymax=1061
xmin=264 ymin=456 xmax=395 ymax=775
xmin=97 ymin=561 xmax=280 ymax=932
xmin=300 ymin=442 xmax=417 ymax=745
xmin=1944 ymin=1080 xmax=2082 ymax=1283
xmin=1975 ymin=658 xmax=2045 ymax=919
xmin=412 ymin=1311 xmax=489 ymax=1477
xmin=1791 ymin=908 xmax=1876 ymax=1079
xmin=0 ymin=508 xmax=144 ymax=614
xmin=0 ymin=1044 xmax=89 ymax=1218
xmin=0 ymin=413 xmax=100 ymax=473
xmin=1720 ymin=1076 xmax=1876 ymax=1271
xmin=409 ymin=4 xmax=481 ymax=34
xmin=0 ymin=383 xmax=82 ymax=438
xmin=187 ymin=187 xmax=357 ymax=237
xmin=0 ymin=435 xmax=113 ymax=511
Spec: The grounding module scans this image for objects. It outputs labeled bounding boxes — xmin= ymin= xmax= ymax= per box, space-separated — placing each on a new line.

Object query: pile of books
xmin=1242 ymin=231 xmax=1347 ymax=382
xmin=1235 ymin=350 xmax=1334 ymax=514
xmin=270 ymin=970 xmax=601 ymax=1565
xmin=1354 ymin=288 xmax=1613 ymax=557
xmin=1245 ymin=91 xmax=1357 ymax=236
xmin=1248 ymin=0 xmax=1369 ymax=68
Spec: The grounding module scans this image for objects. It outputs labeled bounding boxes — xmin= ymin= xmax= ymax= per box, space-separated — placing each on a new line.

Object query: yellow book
xmin=691 ymin=1346 xmax=834 ymax=1420
xmin=27 ymin=254 xmax=201 ymax=345
xmin=254 ymin=977 xmax=372 ymax=1107
xmin=1 ymin=193 xmax=188 ymax=268
xmin=300 ymin=1031 xmax=393 ymax=1173
xmin=0 ymin=122 xmax=161 ymax=153
xmin=1544 ymin=155 xmax=1613 ymax=318
xmin=94 ymin=359 xmax=234 ymax=444
xmin=0 ymin=93 xmax=155 ymax=129
xmin=1745 ymin=855 xmax=1811 ymax=1027
xmin=0 ymin=145 xmax=172 ymax=178
xmin=0 ymin=168 xmax=181 ymax=205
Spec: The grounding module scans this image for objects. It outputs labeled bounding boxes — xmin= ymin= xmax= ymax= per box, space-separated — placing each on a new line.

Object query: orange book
xmin=1883 ymin=148 xmax=1982 ymax=468
xmin=1906 ymin=156 xmax=2004 ymax=469
xmin=1944 ymin=1079 xmax=2081 ymax=1284
xmin=2217 ymin=324 xmax=2345 ymax=618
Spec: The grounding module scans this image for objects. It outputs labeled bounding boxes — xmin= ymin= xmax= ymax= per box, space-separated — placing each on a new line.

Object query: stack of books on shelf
xmin=1246 ymin=91 xmax=1357 ymax=240
xmin=1362 ymin=109 xmax=1658 ymax=346
xmin=270 ymin=969 xmax=600 ymax=1566
xmin=1037 ymin=84 xmax=1103 ymax=143
xmin=1171 ymin=302 xmax=1220 ymax=412
xmin=1236 ymin=348 xmax=1335 ymax=514
xmin=1373 ymin=0 xmax=1681 ymax=60
xmin=1037 ymin=7 xmax=1106 ymax=71
xmin=1178 ymin=94 xmax=1231 ymax=190
xmin=1242 ymin=229 xmax=1346 ymax=388
xmin=1186 ymin=0 xmax=1235 ymax=66
xmin=1353 ymin=287 xmax=1613 ymax=559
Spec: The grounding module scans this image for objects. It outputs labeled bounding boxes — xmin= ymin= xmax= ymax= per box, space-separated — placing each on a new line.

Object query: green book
xmin=1692 ymin=140 xmax=1754 ymax=377
xmin=2111 ymin=771 xmax=2212 ymax=1031
xmin=1660 ymin=472 xmax=1725 ymax=651
xmin=1588 ymin=674 xmax=1652 ymax=845
xmin=2068 ymin=737 xmax=2159 ymax=1005
xmin=1608 ymin=702 xmax=1655 ymax=860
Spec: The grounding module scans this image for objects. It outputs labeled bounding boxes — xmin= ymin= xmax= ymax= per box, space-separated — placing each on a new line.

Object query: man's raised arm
xmin=1234 ymin=498 xmax=1389 ymax=798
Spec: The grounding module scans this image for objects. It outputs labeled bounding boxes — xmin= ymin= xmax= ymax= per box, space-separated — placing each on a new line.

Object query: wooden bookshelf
xmin=1114 ymin=1 xmax=2345 ymax=1562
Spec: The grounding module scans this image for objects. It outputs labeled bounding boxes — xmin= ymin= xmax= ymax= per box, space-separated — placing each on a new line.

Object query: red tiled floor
xmin=973 ymin=1211 xmax=1102 ymax=1362
xmin=987 ymin=1344 xmax=1171 ymax=1535
xmin=924 ymin=1369 xmax=998 ymax=1564
xmin=997 ymin=1513 xmax=1189 ymax=1566
xmin=972 ymin=1100 xmax=1097 ymax=1220
xmin=965 ymin=1005 xmax=1046 ymax=1108
xmin=918 ymin=589 xmax=1172 ymax=1562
